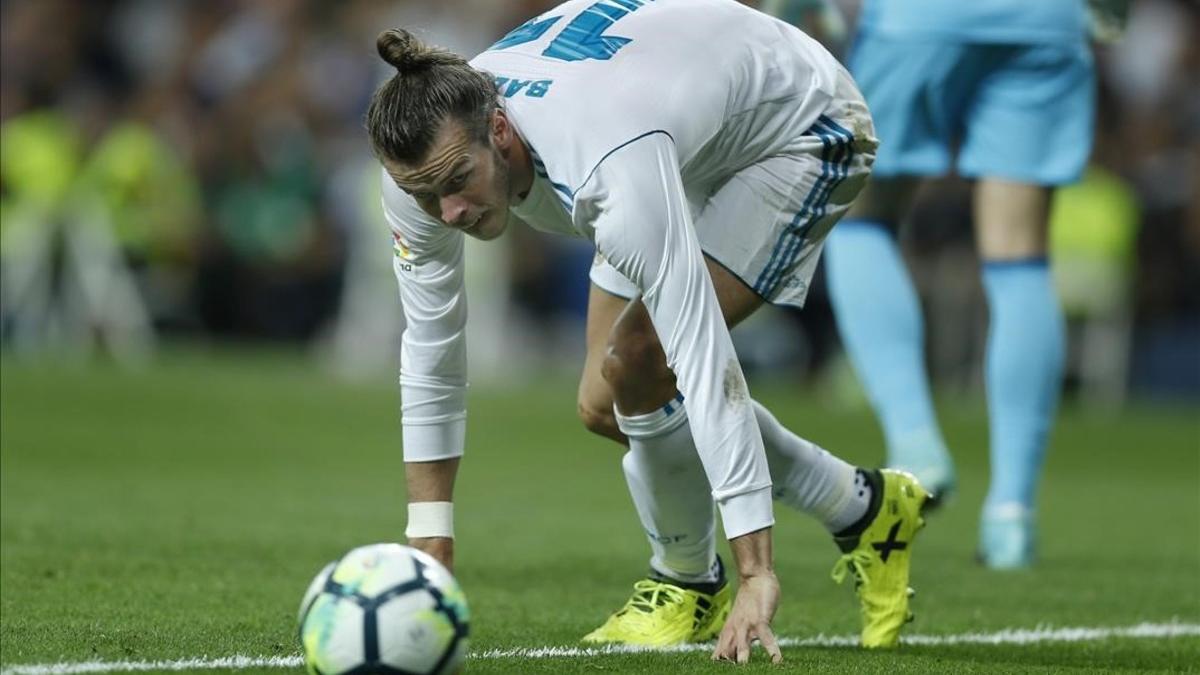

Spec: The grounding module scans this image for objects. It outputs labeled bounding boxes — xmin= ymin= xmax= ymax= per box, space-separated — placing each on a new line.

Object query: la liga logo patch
xmin=392 ymin=231 xmax=412 ymax=259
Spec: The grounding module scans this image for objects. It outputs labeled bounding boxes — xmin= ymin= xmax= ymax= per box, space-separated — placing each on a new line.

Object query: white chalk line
xmin=2 ymin=620 xmax=1197 ymax=674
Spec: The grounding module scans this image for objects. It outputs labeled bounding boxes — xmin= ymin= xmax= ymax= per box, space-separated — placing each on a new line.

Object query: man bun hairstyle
xmin=376 ymin=29 xmax=459 ymax=73
xmin=366 ymin=29 xmax=498 ymax=164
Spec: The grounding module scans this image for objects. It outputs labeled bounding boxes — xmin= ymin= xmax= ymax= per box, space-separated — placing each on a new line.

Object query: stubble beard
xmin=482 ymin=144 xmax=513 ymax=240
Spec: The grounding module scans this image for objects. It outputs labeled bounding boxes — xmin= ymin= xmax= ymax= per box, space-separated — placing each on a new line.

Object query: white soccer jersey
xmin=384 ymin=0 xmax=848 ymax=538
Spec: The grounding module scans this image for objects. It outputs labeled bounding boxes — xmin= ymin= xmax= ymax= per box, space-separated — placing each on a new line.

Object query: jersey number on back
xmin=490 ymin=0 xmax=650 ymax=62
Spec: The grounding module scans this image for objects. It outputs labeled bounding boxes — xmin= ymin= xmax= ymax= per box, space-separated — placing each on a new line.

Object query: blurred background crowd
xmin=1 ymin=0 xmax=1197 ymax=403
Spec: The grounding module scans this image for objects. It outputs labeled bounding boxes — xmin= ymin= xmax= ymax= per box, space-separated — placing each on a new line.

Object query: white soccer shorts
xmin=591 ymin=72 xmax=878 ymax=309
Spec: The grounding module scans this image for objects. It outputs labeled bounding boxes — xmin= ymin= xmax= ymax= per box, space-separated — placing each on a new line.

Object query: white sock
xmin=618 ymin=397 xmax=719 ymax=584
xmin=755 ymin=400 xmax=870 ymax=533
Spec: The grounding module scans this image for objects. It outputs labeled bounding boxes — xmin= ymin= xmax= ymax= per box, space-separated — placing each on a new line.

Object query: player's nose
xmin=440 ymin=195 xmax=469 ymax=226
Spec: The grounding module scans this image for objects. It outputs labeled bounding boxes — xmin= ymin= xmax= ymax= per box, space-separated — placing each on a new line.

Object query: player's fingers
xmin=757 ymin=625 xmax=783 ymax=664
xmin=712 ymin=626 xmax=734 ymax=661
xmin=736 ymin=626 xmax=751 ymax=664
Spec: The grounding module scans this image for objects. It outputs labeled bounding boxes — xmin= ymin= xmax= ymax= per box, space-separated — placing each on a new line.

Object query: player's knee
xmin=599 ymin=346 xmax=623 ymax=390
xmin=577 ymin=396 xmax=620 ymax=441
xmin=600 ymin=332 xmax=676 ymax=413
xmin=600 ymin=331 xmax=658 ymax=390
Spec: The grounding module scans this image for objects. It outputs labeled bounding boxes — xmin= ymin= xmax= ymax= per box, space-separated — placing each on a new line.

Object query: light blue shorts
xmin=848 ymin=32 xmax=1095 ymax=185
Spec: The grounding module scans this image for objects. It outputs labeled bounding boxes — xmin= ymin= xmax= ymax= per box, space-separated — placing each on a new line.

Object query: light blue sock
xmin=824 ymin=221 xmax=952 ymax=483
xmin=981 ymin=259 xmax=1065 ymax=512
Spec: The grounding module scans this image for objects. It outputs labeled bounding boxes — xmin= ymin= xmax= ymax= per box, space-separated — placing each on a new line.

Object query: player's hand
xmin=712 ymin=572 xmax=783 ymax=664
xmin=409 ymin=536 xmax=454 ymax=572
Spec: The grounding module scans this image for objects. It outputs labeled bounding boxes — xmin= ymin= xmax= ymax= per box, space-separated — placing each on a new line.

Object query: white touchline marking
xmin=2 ymin=621 xmax=1197 ymax=674
xmin=0 ymin=656 xmax=305 ymax=675
xmin=473 ymin=621 xmax=1200 ymax=657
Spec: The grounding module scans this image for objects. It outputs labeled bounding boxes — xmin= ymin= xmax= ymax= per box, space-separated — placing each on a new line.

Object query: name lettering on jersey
xmin=493 ymin=76 xmax=553 ymax=98
xmin=489 ymin=0 xmax=652 ymax=63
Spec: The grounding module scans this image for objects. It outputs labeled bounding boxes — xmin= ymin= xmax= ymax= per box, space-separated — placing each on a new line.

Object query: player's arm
xmin=575 ymin=133 xmax=781 ymax=663
xmin=382 ymin=169 xmax=468 ymax=571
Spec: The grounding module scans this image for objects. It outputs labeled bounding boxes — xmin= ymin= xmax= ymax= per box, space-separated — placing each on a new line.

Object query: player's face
xmin=385 ymin=114 xmax=513 ymax=241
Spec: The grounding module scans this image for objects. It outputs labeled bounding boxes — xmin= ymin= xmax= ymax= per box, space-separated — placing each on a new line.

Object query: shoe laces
xmin=624 ymin=579 xmax=687 ymax=614
xmin=831 ymin=549 xmax=873 ymax=587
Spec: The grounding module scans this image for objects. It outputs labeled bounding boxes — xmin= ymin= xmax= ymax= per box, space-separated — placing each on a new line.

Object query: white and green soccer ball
xmin=298 ymin=543 xmax=470 ymax=675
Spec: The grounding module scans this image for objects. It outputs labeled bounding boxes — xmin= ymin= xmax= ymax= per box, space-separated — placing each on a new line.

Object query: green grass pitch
xmin=2 ymin=349 xmax=1198 ymax=673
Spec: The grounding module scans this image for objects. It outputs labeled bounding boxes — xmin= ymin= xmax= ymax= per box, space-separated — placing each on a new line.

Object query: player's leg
xmin=973 ymin=181 xmax=1064 ymax=568
xmin=577 ymin=257 xmax=763 ymax=446
xmin=822 ymin=32 xmax=964 ymax=500
xmin=780 ymin=69 xmax=933 ymax=649
xmin=712 ymin=141 xmax=931 ymax=643
xmin=959 ymin=42 xmax=1093 ymax=568
xmin=685 ymin=85 xmax=887 ymax=543
xmin=580 ymin=260 xmax=880 ymax=646
xmin=580 ymin=134 xmax=775 ymax=647
xmin=581 ymin=124 xmax=890 ymax=546
xmin=579 ymin=264 xmax=756 ymax=646
xmin=579 ymin=260 xmax=757 ymax=594
xmin=825 ymin=179 xmax=955 ymax=498
xmin=588 ymin=260 xmax=878 ymax=531
xmin=973 ymin=181 xmax=1063 ymax=569
xmin=588 ymin=110 xmax=924 ymax=650
xmin=605 ymin=290 xmax=716 ymax=587
xmin=577 ymin=281 xmax=630 ymax=445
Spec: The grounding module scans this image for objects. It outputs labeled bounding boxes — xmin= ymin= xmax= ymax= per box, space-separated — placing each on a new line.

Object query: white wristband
xmin=405 ymin=501 xmax=454 ymax=539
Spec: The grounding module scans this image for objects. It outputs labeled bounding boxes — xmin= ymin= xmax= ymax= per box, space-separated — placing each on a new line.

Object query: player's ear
xmin=490 ymin=108 xmax=512 ymax=150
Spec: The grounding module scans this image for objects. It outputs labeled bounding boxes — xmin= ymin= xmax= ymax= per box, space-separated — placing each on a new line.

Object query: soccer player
xmin=820 ymin=0 xmax=1101 ymax=568
xmin=368 ymin=0 xmax=930 ymax=660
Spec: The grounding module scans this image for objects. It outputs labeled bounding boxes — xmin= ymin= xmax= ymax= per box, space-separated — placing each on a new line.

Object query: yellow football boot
xmin=582 ymin=570 xmax=731 ymax=646
xmin=831 ymin=469 xmax=930 ymax=648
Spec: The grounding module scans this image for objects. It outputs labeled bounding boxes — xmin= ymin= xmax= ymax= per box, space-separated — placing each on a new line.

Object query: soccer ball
xmin=298 ymin=543 xmax=470 ymax=675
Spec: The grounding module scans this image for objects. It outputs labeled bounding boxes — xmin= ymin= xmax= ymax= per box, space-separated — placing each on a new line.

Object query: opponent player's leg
xmin=959 ymin=40 xmax=1091 ymax=568
xmin=825 ymin=180 xmax=955 ymax=499
xmin=822 ymin=30 xmax=958 ymax=500
xmin=973 ymin=179 xmax=1064 ymax=568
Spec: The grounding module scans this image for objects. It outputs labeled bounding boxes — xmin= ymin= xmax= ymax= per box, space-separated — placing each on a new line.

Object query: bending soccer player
xmin=821 ymin=0 xmax=1105 ymax=568
xmin=367 ymin=0 xmax=931 ymax=660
